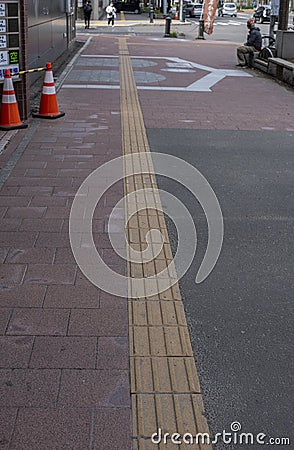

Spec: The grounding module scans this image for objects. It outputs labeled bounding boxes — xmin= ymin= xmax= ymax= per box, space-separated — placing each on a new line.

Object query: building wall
xmin=28 ymin=0 xmax=74 ymax=68
xmin=0 ymin=1 xmax=74 ymax=122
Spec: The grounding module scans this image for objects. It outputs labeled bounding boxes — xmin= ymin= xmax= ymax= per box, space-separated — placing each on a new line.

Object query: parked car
xmin=253 ymin=5 xmax=271 ymax=23
xmin=189 ymin=3 xmax=203 ymax=18
xmin=183 ymin=2 xmax=197 ymax=17
xmin=113 ymin=0 xmax=142 ymax=14
xmin=218 ymin=2 xmax=237 ymax=17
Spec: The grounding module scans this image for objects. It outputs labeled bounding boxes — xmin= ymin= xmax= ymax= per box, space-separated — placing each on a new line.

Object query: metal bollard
xmin=149 ymin=5 xmax=154 ymax=23
xmin=197 ymin=18 xmax=205 ymax=39
xmin=164 ymin=15 xmax=172 ymax=37
xmin=181 ymin=6 xmax=186 ymax=22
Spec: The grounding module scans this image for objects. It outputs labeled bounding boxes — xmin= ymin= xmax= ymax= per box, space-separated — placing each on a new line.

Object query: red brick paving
xmin=0 ymin=34 xmax=130 ymax=450
xmin=0 ymin=369 xmax=60 ymax=407
xmin=0 ymin=285 xmax=46 ymax=308
xmin=0 ymin=309 xmax=12 ymax=334
xmin=0 ymin=336 xmax=34 ymax=368
xmin=29 ymin=336 xmax=97 ymax=369
xmin=23 ymin=264 xmax=76 ymax=285
xmin=6 ymin=308 xmax=70 ymax=336
xmin=6 ymin=248 xmax=55 ymax=264
xmin=0 ymin=408 xmax=17 ymax=449
xmin=92 ymin=409 xmax=131 ymax=450
xmin=0 ymin=33 xmax=293 ymax=449
xmin=44 ymin=285 xmax=99 ymax=308
xmin=10 ymin=408 xmax=91 ymax=450
xmin=0 ymin=219 xmax=22 ymax=231
xmin=58 ymin=369 xmax=129 ymax=407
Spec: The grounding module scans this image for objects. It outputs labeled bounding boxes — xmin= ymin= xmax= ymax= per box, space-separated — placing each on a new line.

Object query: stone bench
xmin=268 ymin=57 xmax=294 ymax=86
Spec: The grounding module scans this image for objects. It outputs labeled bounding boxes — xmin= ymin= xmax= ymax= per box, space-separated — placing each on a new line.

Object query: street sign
xmin=0 ymin=18 xmax=6 ymax=32
xmin=0 ymin=1 xmax=20 ymax=81
xmin=0 ymin=50 xmax=8 ymax=64
xmin=0 ymin=34 xmax=6 ymax=47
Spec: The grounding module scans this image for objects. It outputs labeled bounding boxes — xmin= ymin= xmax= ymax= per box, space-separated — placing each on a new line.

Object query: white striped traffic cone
xmin=0 ymin=70 xmax=27 ymax=130
xmin=32 ymin=62 xmax=65 ymax=119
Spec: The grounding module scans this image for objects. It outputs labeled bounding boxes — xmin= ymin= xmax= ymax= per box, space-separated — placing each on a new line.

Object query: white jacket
xmin=106 ymin=5 xmax=116 ymax=18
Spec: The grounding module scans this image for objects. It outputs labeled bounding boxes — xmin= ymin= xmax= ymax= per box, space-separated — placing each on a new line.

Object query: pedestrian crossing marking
xmin=215 ymin=20 xmax=243 ymax=26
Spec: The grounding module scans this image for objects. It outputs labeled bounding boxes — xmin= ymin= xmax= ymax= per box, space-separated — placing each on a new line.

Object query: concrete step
xmin=253 ymin=57 xmax=269 ymax=73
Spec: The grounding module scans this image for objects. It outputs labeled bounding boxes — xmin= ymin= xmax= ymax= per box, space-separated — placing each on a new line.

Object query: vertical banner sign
xmin=202 ymin=0 xmax=219 ymax=35
xmin=271 ymin=0 xmax=280 ymax=16
xmin=0 ymin=1 xmax=20 ymax=81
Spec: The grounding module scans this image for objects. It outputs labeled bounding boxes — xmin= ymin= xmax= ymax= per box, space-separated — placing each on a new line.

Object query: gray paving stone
xmin=68 ymin=69 xmax=165 ymax=83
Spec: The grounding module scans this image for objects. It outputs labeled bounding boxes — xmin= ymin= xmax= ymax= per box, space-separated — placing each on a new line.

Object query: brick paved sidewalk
xmin=0 ymin=37 xmax=130 ymax=450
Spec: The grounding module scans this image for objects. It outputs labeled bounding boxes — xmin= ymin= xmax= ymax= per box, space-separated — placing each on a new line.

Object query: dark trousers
xmin=108 ymin=16 xmax=114 ymax=26
xmin=84 ymin=13 xmax=91 ymax=28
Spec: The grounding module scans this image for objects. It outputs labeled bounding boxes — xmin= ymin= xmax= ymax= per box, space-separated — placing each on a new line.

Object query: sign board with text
xmin=0 ymin=1 xmax=20 ymax=81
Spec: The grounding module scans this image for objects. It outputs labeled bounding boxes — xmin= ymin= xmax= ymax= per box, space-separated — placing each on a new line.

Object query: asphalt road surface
xmin=106 ymin=11 xmax=293 ymax=44
xmin=149 ymin=129 xmax=293 ymax=449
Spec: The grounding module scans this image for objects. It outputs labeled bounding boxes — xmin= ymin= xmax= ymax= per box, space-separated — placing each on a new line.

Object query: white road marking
xmin=161 ymin=68 xmax=196 ymax=72
xmin=215 ymin=21 xmax=242 ymax=26
xmin=63 ymin=55 xmax=252 ymax=92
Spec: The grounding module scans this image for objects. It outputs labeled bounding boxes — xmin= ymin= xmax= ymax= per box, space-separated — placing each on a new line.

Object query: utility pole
xmin=278 ymin=0 xmax=290 ymax=29
xmin=270 ymin=0 xmax=279 ymax=38
xmin=179 ymin=0 xmax=183 ymax=22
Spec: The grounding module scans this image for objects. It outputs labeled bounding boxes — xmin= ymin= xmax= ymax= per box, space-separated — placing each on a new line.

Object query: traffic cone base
xmin=32 ymin=110 xmax=65 ymax=120
xmin=0 ymin=70 xmax=28 ymax=131
xmin=32 ymin=62 xmax=65 ymax=120
xmin=0 ymin=122 xmax=28 ymax=131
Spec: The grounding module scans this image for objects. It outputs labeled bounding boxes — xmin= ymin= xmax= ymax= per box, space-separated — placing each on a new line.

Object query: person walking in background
xmin=83 ymin=0 xmax=92 ymax=29
xmin=236 ymin=19 xmax=262 ymax=67
xmin=106 ymin=2 xmax=116 ymax=28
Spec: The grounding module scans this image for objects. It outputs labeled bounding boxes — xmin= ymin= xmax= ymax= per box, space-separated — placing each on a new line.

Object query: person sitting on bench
xmin=236 ymin=19 xmax=262 ymax=67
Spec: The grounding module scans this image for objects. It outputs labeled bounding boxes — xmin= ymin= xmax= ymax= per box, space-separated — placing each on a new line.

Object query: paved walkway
xmin=0 ymin=32 xmax=293 ymax=450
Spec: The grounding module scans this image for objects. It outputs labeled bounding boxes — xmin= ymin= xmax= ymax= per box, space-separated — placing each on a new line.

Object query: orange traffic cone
xmin=0 ymin=70 xmax=28 ymax=131
xmin=32 ymin=62 xmax=65 ymax=119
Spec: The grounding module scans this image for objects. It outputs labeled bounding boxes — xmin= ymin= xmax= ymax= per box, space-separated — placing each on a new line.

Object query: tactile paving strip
xmin=119 ymin=37 xmax=212 ymax=449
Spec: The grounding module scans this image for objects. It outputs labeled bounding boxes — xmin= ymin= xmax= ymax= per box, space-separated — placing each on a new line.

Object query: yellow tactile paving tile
xmin=119 ymin=36 xmax=211 ymax=448
xmin=132 ymin=438 xmax=210 ymax=450
xmin=129 ymin=301 xmax=188 ymax=327
xmin=132 ymin=394 xmax=211 ymax=447
xmin=130 ymin=357 xmax=201 ymax=393
xmin=132 ymin=440 xmax=198 ymax=450
xmin=129 ymin=325 xmax=194 ymax=357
